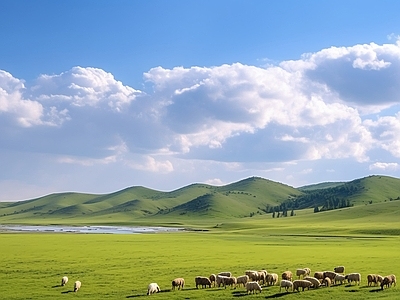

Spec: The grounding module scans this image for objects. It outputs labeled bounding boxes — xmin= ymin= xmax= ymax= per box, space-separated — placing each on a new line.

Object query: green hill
xmin=0 ymin=175 xmax=399 ymax=224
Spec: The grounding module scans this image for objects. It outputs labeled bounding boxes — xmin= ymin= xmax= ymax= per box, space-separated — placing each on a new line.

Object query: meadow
xmin=1 ymin=202 xmax=400 ymax=299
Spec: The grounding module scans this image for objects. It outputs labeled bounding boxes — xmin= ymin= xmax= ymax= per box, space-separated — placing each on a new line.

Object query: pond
xmin=0 ymin=225 xmax=183 ymax=234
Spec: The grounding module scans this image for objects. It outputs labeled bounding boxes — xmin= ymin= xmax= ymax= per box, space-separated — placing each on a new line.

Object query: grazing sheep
xmin=377 ymin=275 xmax=384 ymax=284
xmin=245 ymin=270 xmax=259 ymax=281
xmin=381 ymin=276 xmax=393 ymax=290
xmin=345 ymin=273 xmax=361 ymax=285
xmin=334 ymin=266 xmax=345 ymax=274
xmin=323 ymin=271 xmax=337 ymax=282
xmin=304 ymin=268 xmax=311 ymax=276
xmin=282 ymin=271 xmax=293 ymax=281
xmin=74 ymin=281 xmax=81 ymax=293
xmin=257 ymin=270 xmax=267 ymax=284
xmin=296 ymin=269 xmax=308 ymax=279
xmin=266 ymin=273 xmax=278 ymax=286
xmin=389 ymin=274 xmax=397 ymax=287
xmin=293 ymin=279 xmax=312 ymax=292
xmin=195 ymin=276 xmax=211 ymax=289
xmin=171 ymin=278 xmax=185 ymax=290
xmin=61 ymin=276 xmax=68 ymax=286
xmin=218 ymin=271 xmax=232 ymax=277
xmin=223 ymin=276 xmax=237 ymax=289
xmin=304 ymin=276 xmax=321 ymax=288
xmin=334 ymin=274 xmax=346 ymax=285
xmin=322 ymin=277 xmax=331 ymax=287
xmin=147 ymin=283 xmax=160 ymax=295
xmin=216 ymin=275 xmax=229 ymax=288
xmin=280 ymin=279 xmax=293 ymax=292
xmin=246 ymin=281 xmax=262 ymax=294
xmin=367 ymin=274 xmax=378 ymax=286
xmin=314 ymin=272 xmax=324 ymax=282
xmin=209 ymin=274 xmax=216 ymax=287
xmin=237 ymin=275 xmax=249 ymax=287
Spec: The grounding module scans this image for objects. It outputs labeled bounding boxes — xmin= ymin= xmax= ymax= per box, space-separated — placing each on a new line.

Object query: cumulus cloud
xmin=369 ymin=162 xmax=399 ymax=171
xmin=2 ymin=40 xmax=400 ymax=184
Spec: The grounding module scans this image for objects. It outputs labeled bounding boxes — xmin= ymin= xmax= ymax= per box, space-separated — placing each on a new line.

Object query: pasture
xmin=1 ymin=226 xmax=399 ymax=299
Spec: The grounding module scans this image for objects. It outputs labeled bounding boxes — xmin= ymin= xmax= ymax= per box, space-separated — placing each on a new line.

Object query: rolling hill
xmin=0 ymin=175 xmax=399 ymax=224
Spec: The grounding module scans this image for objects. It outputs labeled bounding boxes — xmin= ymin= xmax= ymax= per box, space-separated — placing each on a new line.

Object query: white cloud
xmin=369 ymin=162 xmax=399 ymax=171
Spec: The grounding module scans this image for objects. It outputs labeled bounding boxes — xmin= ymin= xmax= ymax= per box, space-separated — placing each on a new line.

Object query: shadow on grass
xmin=264 ymin=292 xmax=291 ymax=298
xmin=369 ymin=288 xmax=383 ymax=293
xmin=52 ymin=284 xmax=62 ymax=288
xmin=61 ymin=290 xmax=74 ymax=294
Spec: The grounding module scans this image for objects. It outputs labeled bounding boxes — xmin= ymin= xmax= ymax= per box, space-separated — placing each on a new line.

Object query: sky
xmin=1 ymin=1 xmax=400 ymax=201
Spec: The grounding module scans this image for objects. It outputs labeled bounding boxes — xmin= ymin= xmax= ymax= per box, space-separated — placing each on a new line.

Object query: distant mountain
xmin=0 ymin=175 xmax=399 ymax=223
xmin=298 ymin=182 xmax=346 ymax=191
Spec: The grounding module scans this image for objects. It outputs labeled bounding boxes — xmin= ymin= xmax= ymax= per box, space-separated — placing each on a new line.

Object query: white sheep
xmin=266 ymin=273 xmax=278 ymax=286
xmin=322 ymin=277 xmax=331 ymax=287
xmin=171 ymin=278 xmax=185 ymax=290
xmin=304 ymin=276 xmax=321 ymax=288
xmin=334 ymin=274 xmax=346 ymax=285
xmin=236 ymin=275 xmax=249 ymax=287
xmin=293 ymin=279 xmax=312 ymax=292
xmin=147 ymin=283 xmax=160 ymax=295
xmin=61 ymin=276 xmax=68 ymax=286
xmin=74 ymin=281 xmax=81 ymax=292
xmin=246 ymin=281 xmax=262 ymax=294
xmin=345 ymin=273 xmax=361 ymax=285
xmin=279 ymin=279 xmax=293 ymax=292
xmin=257 ymin=270 xmax=267 ymax=284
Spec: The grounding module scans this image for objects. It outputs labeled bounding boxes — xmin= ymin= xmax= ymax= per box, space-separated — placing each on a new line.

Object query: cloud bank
xmin=1 ymin=40 xmax=400 ymax=199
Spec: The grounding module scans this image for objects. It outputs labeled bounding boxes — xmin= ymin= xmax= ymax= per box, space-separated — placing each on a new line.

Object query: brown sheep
xmin=209 ymin=274 xmax=216 ymax=287
xmin=334 ymin=266 xmax=345 ymax=274
xmin=171 ymin=278 xmax=185 ymax=290
xmin=236 ymin=275 xmax=249 ymax=287
xmin=314 ymin=272 xmax=324 ymax=282
xmin=345 ymin=273 xmax=361 ymax=285
xmin=367 ymin=274 xmax=378 ymax=286
xmin=223 ymin=276 xmax=237 ymax=289
xmin=282 ymin=270 xmax=293 ymax=281
xmin=323 ymin=271 xmax=337 ymax=282
xmin=266 ymin=273 xmax=278 ymax=286
xmin=195 ymin=276 xmax=211 ymax=289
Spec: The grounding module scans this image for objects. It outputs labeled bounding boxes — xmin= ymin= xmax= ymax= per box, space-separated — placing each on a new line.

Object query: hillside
xmin=0 ymin=175 xmax=399 ymax=224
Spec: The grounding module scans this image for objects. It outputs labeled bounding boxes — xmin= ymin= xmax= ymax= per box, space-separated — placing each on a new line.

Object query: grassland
xmin=1 ymin=200 xmax=400 ymax=299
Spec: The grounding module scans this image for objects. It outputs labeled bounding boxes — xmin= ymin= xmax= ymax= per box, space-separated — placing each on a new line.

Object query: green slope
xmin=0 ymin=175 xmax=399 ymax=224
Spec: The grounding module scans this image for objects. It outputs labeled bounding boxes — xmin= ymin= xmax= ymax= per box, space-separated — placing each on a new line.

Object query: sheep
xmin=209 ymin=274 xmax=216 ymax=287
xmin=257 ymin=270 xmax=267 ymax=284
xmin=216 ymin=275 xmax=229 ymax=287
xmin=61 ymin=276 xmax=68 ymax=286
xmin=195 ymin=276 xmax=211 ymax=289
xmin=345 ymin=273 xmax=361 ymax=285
xmin=304 ymin=276 xmax=321 ymax=288
xmin=223 ymin=276 xmax=237 ymax=289
xmin=296 ymin=268 xmax=308 ymax=279
xmin=381 ymin=274 xmax=396 ymax=289
xmin=171 ymin=278 xmax=185 ymax=290
xmin=334 ymin=266 xmax=345 ymax=274
xmin=323 ymin=271 xmax=337 ymax=282
xmin=246 ymin=281 xmax=262 ymax=294
xmin=367 ymin=274 xmax=378 ymax=286
xmin=376 ymin=275 xmax=384 ymax=284
xmin=236 ymin=275 xmax=249 ymax=287
xmin=245 ymin=270 xmax=259 ymax=281
xmin=334 ymin=274 xmax=346 ymax=285
xmin=147 ymin=283 xmax=160 ymax=295
xmin=218 ymin=271 xmax=232 ymax=277
xmin=314 ymin=271 xmax=324 ymax=282
xmin=282 ymin=270 xmax=293 ymax=281
xmin=266 ymin=273 xmax=278 ymax=286
xmin=322 ymin=277 xmax=331 ymax=287
xmin=304 ymin=268 xmax=311 ymax=276
xmin=381 ymin=276 xmax=393 ymax=290
xmin=293 ymin=279 xmax=312 ymax=292
xmin=74 ymin=281 xmax=81 ymax=293
xmin=280 ymin=279 xmax=293 ymax=292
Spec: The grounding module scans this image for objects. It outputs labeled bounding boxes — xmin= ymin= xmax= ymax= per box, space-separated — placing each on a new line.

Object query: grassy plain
xmin=1 ymin=202 xmax=400 ymax=300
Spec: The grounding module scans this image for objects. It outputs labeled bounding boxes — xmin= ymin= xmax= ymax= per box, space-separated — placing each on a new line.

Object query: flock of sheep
xmin=146 ymin=266 xmax=397 ymax=295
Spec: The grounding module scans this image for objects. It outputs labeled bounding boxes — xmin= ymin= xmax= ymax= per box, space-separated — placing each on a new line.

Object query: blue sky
xmin=1 ymin=1 xmax=400 ymax=200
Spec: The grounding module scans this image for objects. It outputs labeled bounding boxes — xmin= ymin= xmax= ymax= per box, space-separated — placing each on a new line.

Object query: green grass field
xmin=1 ymin=202 xmax=400 ymax=299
